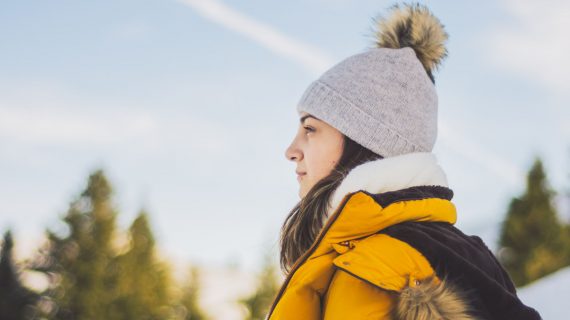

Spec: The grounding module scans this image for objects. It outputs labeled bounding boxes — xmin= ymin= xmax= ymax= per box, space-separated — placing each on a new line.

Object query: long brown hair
xmin=279 ymin=135 xmax=383 ymax=274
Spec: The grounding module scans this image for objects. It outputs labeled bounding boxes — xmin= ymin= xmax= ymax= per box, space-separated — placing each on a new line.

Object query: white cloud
xmin=0 ymin=80 xmax=235 ymax=156
xmin=485 ymin=0 xmax=570 ymax=94
xmin=178 ymin=0 xmax=335 ymax=75
xmin=0 ymin=107 xmax=158 ymax=145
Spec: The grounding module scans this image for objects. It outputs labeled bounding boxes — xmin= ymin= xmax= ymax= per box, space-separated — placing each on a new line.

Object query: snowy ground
xmin=199 ymin=264 xmax=256 ymax=320
xmin=518 ymin=266 xmax=570 ymax=319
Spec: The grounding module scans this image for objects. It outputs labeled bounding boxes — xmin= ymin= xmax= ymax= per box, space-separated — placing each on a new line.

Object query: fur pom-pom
xmin=373 ymin=3 xmax=448 ymax=83
xmin=391 ymin=276 xmax=476 ymax=320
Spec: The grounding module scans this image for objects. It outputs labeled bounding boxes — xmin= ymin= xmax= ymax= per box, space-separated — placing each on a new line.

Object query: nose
xmin=285 ymin=140 xmax=302 ymax=162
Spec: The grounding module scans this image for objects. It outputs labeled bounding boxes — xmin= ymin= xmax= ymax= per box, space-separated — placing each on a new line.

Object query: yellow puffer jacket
xmin=267 ymin=187 xmax=459 ymax=320
xmin=267 ymin=153 xmax=540 ymax=320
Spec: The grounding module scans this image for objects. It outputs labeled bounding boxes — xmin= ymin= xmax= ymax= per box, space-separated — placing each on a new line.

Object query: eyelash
xmin=303 ymin=126 xmax=315 ymax=134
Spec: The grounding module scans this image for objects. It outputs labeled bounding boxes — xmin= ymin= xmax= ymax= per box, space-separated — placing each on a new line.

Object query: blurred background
xmin=1 ymin=0 xmax=569 ymax=319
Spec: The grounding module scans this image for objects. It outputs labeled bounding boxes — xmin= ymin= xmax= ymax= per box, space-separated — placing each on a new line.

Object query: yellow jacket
xmin=267 ymin=153 xmax=541 ymax=320
xmin=267 ymin=187 xmax=461 ymax=320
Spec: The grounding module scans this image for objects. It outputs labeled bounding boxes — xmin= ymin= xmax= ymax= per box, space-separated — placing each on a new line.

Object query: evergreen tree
xmin=32 ymin=169 xmax=120 ymax=319
xmin=498 ymin=157 xmax=570 ymax=287
xmin=177 ymin=265 xmax=209 ymax=320
xmin=238 ymin=250 xmax=280 ymax=320
xmin=109 ymin=211 xmax=173 ymax=319
xmin=30 ymin=169 xmax=209 ymax=319
xmin=0 ymin=231 xmax=39 ymax=320
xmin=562 ymin=147 xmax=570 ymax=271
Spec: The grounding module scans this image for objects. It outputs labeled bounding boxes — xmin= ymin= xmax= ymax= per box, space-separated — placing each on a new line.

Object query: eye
xmin=303 ymin=126 xmax=315 ymax=134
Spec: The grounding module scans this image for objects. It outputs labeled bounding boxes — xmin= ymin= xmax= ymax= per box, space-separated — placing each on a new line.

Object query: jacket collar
xmin=311 ymin=152 xmax=456 ymax=260
xmin=327 ymin=152 xmax=450 ymax=219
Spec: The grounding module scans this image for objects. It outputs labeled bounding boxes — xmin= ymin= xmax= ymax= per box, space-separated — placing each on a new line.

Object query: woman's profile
xmin=267 ymin=3 xmax=542 ymax=320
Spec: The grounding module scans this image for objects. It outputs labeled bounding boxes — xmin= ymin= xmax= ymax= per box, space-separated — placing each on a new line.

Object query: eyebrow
xmin=300 ymin=114 xmax=319 ymax=124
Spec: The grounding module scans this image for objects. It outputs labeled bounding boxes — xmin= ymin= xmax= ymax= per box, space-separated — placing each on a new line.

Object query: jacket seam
xmin=333 ymin=264 xmax=399 ymax=294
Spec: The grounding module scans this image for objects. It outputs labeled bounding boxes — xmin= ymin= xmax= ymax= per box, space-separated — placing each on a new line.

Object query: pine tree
xmin=109 ymin=211 xmax=174 ymax=319
xmin=32 ymin=169 xmax=120 ymax=319
xmin=498 ymin=157 xmax=570 ymax=287
xmin=30 ymin=169 xmax=210 ymax=319
xmin=238 ymin=250 xmax=280 ymax=320
xmin=0 ymin=231 xmax=39 ymax=320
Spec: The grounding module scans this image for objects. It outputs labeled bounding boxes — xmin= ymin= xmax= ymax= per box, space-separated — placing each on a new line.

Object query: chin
xmin=298 ymin=187 xmax=308 ymax=199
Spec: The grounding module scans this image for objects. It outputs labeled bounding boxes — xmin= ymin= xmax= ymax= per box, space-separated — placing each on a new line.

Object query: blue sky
xmin=1 ymin=0 xmax=569 ymax=272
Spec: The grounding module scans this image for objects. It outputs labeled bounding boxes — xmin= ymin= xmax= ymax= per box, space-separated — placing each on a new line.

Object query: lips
xmin=296 ymin=171 xmax=306 ymax=181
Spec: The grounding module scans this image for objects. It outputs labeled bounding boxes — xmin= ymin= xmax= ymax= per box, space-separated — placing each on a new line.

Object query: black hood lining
xmin=366 ymin=185 xmax=454 ymax=208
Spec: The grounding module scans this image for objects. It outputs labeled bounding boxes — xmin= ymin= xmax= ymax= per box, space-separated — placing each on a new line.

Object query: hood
xmin=327 ymin=152 xmax=449 ymax=220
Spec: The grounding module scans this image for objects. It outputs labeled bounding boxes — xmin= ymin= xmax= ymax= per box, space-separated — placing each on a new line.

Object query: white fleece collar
xmin=327 ymin=152 xmax=449 ymax=218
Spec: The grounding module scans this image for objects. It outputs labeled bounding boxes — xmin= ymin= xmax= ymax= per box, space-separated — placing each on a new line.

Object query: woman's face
xmin=285 ymin=112 xmax=344 ymax=198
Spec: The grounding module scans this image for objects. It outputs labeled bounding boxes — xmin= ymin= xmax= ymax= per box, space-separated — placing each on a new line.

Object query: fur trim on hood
xmin=328 ymin=152 xmax=448 ymax=218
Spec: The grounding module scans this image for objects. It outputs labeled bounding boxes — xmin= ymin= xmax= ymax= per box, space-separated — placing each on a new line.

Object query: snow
xmin=199 ymin=264 xmax=256 ymax=320
xmin=518 ymin=266 xmax=570 ymax=319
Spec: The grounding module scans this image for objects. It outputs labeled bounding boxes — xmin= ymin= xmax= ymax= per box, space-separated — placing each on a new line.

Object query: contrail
xmin=179 ymin=0 xmax=525 ymax=187
xmin=178 ymin=0 xmax=335 ymax=75
xmin=439 ymin=121 xmax=524 ymax=186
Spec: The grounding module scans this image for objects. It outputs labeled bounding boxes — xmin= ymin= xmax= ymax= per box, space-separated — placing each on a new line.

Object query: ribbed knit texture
xmin=296 ymin=47 xmax=438 ymax=158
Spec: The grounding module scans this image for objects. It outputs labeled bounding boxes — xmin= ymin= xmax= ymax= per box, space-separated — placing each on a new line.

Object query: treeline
xmin=0 ymin=170 xmax=280 ymax=320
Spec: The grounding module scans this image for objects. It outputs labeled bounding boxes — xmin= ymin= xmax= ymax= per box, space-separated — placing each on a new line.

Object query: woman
xmin=266 ymin=3 xmax=541 ymax=320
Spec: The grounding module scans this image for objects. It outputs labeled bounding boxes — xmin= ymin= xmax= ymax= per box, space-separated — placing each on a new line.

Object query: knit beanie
xmin=296 ymin=3 xmax=448 ymax=158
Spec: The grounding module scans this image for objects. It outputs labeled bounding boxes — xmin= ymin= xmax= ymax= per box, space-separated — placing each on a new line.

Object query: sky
xmin=1 ymin=0 xmax=569 ymax=273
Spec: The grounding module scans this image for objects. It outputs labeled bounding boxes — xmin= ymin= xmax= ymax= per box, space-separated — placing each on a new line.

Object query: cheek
xmin=309 ymin=146 xmax=342 ymax=179
xmin=324 ymin=137 xmax=344 ymax=167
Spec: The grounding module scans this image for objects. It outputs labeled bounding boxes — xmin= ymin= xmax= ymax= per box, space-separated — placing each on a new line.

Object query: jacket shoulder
xmin=332 ymin=232 xmax=476 ymax=319
xmin=332 ymin=233 xmax=433 ymax=292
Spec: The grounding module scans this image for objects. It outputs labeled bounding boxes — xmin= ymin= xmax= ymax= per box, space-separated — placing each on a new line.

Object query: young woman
xmin=266 ymin=3 xmax=541 ymax=320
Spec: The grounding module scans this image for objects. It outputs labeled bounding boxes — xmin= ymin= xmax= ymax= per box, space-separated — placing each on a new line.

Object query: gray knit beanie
xmin=296 ymin=3 xmax=448 ymax=158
